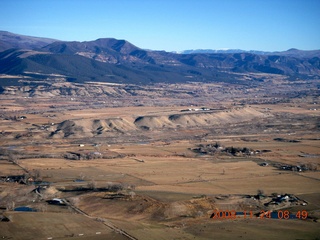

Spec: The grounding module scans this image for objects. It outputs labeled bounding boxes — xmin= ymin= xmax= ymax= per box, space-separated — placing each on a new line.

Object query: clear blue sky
xmin=1 ymin=0 xmax=319 ymax=51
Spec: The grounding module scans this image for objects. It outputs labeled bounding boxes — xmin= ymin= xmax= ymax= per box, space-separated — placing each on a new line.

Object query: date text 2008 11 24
xmin=210 ymin=210 xmax=308 ymax=220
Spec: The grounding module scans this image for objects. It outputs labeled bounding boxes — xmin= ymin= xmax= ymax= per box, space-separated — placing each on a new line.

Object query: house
xmin=260 ymin=162 xmax=268 ymax=167
xmin=92 ymin=151 xmax=102 ymax=156
xmin=27 ymin=177 xmax=34 ymax=184
xmin=273 ymin=194 xmax=291 ymax=203
xmin=47 ymin=198 xmax=65 ymax=205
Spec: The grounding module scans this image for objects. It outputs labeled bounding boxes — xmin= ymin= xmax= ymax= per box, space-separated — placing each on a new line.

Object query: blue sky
xmin=1 ymin=0 xmax=319 ymax=51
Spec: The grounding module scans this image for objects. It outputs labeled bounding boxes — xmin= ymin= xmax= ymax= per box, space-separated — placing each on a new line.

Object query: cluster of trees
xmin=224 ymin=146 xmax=251 ymax=156
xmin=0 ymin=148 xmax=60 ymax=161
xmin=59 ymin=181 xmax=133 ymax=193
xmin=1 ymin=115 xmax=27 ymax=121
xmin=192 ymin=143 xmax=253 ymax=156
xmin=64 ymin=151 xmax=103 ymax=160
xmin=303 ymin=163 xmax=318 ymax=171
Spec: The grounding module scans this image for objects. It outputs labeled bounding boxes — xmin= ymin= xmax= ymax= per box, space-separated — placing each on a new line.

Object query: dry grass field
xmin=0 ymin=212 xmax=127 ymax=240
xmin=0 ymin=81 xmax=319 ymax=239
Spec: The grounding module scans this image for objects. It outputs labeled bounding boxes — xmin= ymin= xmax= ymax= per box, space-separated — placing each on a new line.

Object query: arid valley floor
xmin=0 ymin=75 xmax=319 ymax=239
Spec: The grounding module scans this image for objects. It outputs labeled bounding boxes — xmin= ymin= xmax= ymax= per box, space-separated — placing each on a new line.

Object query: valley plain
xmin=0 ymin=74 xmax=319 ymax=240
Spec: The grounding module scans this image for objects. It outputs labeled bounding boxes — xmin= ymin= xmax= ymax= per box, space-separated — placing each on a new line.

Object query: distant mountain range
xmin=0 ymin=31 xmax=58 ymax=52
xmin=178 ymin=48 xmax=320 ymax=58
xmin=0 ymin=30 xmax=319 ymax=85
xmin=177 ymin=49 xmax=269 ymax=55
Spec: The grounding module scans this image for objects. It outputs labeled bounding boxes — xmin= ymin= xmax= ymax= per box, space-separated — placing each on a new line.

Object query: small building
xmin=47 ymin=198 xmax=65 ymax=205
xmin=27 ymin=177 xmax=34 ymax=184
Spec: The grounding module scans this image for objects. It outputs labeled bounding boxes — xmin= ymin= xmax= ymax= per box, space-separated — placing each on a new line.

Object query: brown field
xmin=0 ymin=81 xmax=319 ymax=239
xmin=0 ymin=212 xmax=127 ymax=240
